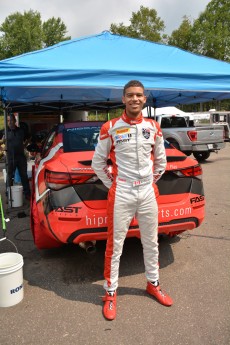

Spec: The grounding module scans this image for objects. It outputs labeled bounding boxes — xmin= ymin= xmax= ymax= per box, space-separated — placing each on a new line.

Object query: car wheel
xmin=193 ymin=151 xmax=210 ymax=162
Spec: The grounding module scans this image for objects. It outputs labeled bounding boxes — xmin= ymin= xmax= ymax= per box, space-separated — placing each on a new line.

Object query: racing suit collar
xmin=122 ymin=111 xmax=143 ymax=125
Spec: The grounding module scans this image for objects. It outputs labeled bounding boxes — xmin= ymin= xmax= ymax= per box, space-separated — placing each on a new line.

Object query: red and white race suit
xmin=91 ymin=112 xmax=167 ymax=291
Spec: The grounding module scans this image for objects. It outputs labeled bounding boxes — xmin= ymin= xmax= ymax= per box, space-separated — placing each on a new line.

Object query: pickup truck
xmin=155 ymin=115 xmax=225 ymax=161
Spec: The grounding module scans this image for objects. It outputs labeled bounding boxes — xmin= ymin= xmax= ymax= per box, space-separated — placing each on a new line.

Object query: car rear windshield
xmin=63 ymin=126 xmax=101 ymax=152
xmin=160 ymin=116 xmax=187 ymax=128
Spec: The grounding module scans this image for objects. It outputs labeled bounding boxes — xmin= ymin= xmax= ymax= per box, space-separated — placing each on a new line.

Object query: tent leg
xmin=3 ymin=108 xmax=12 ymax=208
xmin=154 ymin=107 xmax=156 ymax=120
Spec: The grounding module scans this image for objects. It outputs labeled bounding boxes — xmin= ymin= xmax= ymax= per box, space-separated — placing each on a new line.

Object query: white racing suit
xmin=91 ymin=112 xmax=167 ymax=292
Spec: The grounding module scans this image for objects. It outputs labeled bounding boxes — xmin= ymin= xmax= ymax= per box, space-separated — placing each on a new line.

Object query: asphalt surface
xmin=0 ymin=144 xmax=229 ymax=345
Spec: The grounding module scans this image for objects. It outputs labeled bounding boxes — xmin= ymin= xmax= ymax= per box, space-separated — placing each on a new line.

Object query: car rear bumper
xmin=34 ymin=180 xmax=205 ymax=247
xmin=66 ymin=217 xmax=201 ymax=244
xmin=192 ymin=142 xmax=225 ymax=151
xmin=44 ymin=201 xmax=205 ymax=244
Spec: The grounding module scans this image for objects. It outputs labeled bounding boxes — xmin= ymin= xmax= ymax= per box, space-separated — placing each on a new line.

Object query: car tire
xmin=193 ymin=151 xmax=210 ymax=162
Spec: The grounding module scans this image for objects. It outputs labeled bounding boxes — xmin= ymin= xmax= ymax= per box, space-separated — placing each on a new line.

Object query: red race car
xmin=29 ymin=121 xmax=205 ymax=251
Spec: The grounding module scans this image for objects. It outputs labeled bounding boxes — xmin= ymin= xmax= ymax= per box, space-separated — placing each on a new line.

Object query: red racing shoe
xmin=146 ymin=282 xmax=173 ymax=306
xmin=102 ymin=291 xmax=117 ymax=320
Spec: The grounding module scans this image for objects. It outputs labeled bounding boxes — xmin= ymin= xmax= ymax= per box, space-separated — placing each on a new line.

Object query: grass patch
xmin=0 ymin=115 xmax=5 ymax=130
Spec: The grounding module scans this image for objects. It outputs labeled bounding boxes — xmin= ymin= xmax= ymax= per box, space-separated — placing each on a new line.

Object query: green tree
xmin=0 ymin=10 xmax=71 ymax=59
xmin=42 ymin=17 xmax=70 ymax=47
xmin=110 ymin=6 xmax=165 ymax=42
xmin=0 ymin=10 xmax=43 ymax=59
xmin=167 ymin=16 xmax=193 ymax=51
xmin=189 ymin=0 xmax=230 ymax=61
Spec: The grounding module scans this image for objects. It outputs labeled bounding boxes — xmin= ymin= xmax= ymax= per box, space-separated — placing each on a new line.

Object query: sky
xmin=0 ymin=0 xmax=211 ymax=39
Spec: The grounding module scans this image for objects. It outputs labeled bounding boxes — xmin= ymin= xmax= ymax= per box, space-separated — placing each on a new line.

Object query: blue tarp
xmin=0 ymin=31 xmax=230 ymax=108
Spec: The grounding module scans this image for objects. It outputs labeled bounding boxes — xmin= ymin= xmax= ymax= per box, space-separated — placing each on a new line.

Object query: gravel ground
xmin=0 ymin=143 xmax=229 ymax=345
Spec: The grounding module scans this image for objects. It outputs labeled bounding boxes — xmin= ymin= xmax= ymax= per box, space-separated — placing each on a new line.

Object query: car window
xmin=41 ymin=130 xmax=56 ymax=157
xmin=161 ymin=118 xmax=171 ymax=128
xmin=63 ymin=126 xmax=101 ymax=152
xmin=161 ymin=116 xmax=187 ymax=128
xmin=170 ymin=117 xmax=186 ymax=127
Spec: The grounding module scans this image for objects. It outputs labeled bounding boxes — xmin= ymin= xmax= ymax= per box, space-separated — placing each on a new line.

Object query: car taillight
xmin=45 ymin=171 xmax=99 ymax=190
xmin=187 ymin=130 xmax=197 ymax=141
xmin=173 ymin=164 xmax=203 ymax=179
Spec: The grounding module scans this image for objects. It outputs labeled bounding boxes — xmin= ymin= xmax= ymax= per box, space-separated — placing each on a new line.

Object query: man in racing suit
xmin=92 ymin=80 xmax=173 ymax=320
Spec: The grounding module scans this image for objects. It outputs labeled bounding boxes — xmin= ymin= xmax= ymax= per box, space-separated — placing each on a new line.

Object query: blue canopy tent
xmin=1 ymin=31 xmax=230 ymax=206
xmin=0 ymin=31 xmax=230 ymax=113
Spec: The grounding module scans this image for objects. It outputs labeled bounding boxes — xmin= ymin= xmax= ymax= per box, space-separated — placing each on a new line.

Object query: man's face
xmin=122 ymin=86 xmax=146 ymax=118
xmin=7 ymin=116 xmax=16 ymax=130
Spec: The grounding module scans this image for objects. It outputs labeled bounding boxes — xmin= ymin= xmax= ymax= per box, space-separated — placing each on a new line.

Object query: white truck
xmin=155 ymin=114 xmax=225 ymax=161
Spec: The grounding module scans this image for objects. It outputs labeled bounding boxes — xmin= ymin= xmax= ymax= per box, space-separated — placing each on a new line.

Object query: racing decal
xmin=117 ymin=177 xmax=127 ymax=182
xmin=114 ymin=133 xmax=132 ymax=144
xmin=153 ymin=173 xmax=162 ymax=183
xmin=159 ymin=207 xmax=192 ymax=218
xmin=85 ymin=215 xmax=108 ymax=227
xmin=100 ymin=133 xmax=109 ymax=140
xmin=190 ymin=195 xmax=205 ymax=204
xmin=115 ymin=128 xmax=130 ymax=135
xmin=132 ymin=178 xmax=152 ymax=187
xmin=168 ymin=164 xmax=178 ymax=170
xmin=99 ymin=123 xmax=110 ymax=140
xmin=54 ymin=206 xmax=82 ymax=213
xmin=103 ymin=166 xmax=113 ymax=182
xmin=142 ymin=128 xmax=150 ymax=139
xmin=71 ymin=167 xmax=94 ymax=171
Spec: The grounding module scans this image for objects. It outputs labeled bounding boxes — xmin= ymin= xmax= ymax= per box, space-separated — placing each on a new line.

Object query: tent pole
xmin=3 ymin=107 xmax=12 ymax=207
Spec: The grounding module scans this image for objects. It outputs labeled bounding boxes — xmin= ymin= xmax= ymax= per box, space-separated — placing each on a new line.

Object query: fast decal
xmin=190 ymin=195 xmax=205 ymax=204
xmin=54 ymin=206 xmax=82 ymax=213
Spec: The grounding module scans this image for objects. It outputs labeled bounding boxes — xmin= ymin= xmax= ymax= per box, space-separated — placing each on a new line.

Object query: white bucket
xmin=0 ymin=252 xmax=24 ymax=307
xmin=9 ymin=186 xmax=23 ymax=207
xmin=3 ymin=168 xmax=7 ymax=183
